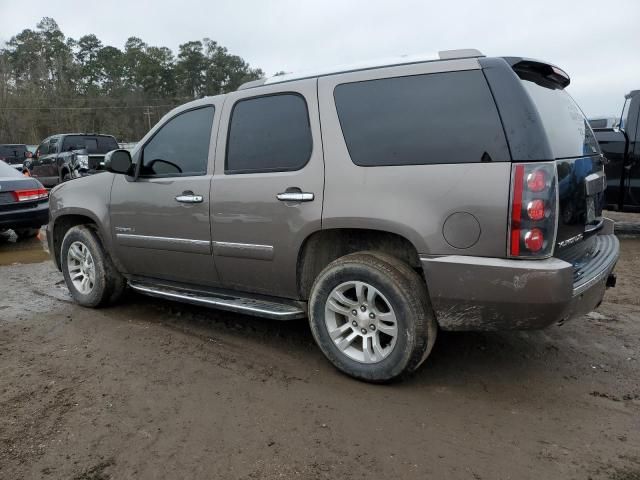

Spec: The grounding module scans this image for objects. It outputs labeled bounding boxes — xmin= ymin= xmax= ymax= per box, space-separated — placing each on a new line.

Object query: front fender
xmin=48 ymin=173 xmax=119 ymax=268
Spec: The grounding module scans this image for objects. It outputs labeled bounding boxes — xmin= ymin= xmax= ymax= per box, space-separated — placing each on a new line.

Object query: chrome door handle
xmin=175 ymin=194 xmax=203 ymax=203
xmin=276 ymin=192 xmax=314 ymax=202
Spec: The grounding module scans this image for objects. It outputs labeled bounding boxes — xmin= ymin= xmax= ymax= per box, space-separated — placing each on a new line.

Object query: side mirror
xmin=104 ymin=149 xmax=133 ymax=175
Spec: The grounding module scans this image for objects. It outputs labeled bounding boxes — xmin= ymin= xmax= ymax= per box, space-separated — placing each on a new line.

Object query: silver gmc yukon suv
xmin=46 ymin=49 xmax=620 ymax=382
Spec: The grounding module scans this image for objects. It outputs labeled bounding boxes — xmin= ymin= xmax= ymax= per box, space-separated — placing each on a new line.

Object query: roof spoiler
xmin=502 ymin=57 xmax=570 ymax=89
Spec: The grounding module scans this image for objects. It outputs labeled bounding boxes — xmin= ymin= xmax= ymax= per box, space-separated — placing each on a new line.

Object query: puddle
xmin=0 ymin=228 xmax=50 ymax=266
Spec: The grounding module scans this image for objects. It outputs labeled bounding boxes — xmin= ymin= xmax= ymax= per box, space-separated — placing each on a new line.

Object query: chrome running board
xmin=129 ymin=281 xmax=306 ymax=320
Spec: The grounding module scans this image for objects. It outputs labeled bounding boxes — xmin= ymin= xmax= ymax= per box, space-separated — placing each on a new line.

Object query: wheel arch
xmin=296 ymin=228 xmax=422 ymax=300
xmin=51 ymin=212 xmax=102 ymax=270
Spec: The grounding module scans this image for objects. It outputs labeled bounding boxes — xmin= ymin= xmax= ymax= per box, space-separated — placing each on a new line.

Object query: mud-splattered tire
xmin=309 ymin=252 xmax=437 ymax=382
xmin=61 ymin=225 xmax=125 ymax=307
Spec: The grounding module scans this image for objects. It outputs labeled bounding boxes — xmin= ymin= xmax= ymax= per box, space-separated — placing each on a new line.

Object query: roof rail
xmin=237 ymin=49 xmax=484 ymax=90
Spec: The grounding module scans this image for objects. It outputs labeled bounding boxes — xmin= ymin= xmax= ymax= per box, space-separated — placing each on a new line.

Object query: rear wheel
xmin=308 ymin=252 xmax=437 ymax=382
xmin=61 ymin=225 xmax=125 ymax=307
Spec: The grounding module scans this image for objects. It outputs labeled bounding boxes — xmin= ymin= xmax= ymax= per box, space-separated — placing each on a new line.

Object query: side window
xmin=49 ymin=138 xmax=59 ymax=154
xmin=37 ymin=141 xmax=49 ymax=156
xmin=141 ymin=106 xmax=215 ymax=177
xmin=333 ymin=70 xmax=510 ymax=166
xmin=226 ymin=93 xmax=312 ymax=174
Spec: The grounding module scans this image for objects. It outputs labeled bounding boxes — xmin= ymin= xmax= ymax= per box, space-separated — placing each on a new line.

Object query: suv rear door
xmin=110 ymin=102 xmax=220 ymax=286
xmin=211 ymin=79 xmax=324 ymax=298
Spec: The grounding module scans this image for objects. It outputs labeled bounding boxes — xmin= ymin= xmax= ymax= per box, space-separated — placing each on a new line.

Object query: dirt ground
xmin=0 ymin=230 xmax=639 ymax=480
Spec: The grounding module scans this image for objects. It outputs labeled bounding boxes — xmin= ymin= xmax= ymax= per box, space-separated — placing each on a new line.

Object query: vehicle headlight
xmin=76 ymin=154 xmax=89 ymax=169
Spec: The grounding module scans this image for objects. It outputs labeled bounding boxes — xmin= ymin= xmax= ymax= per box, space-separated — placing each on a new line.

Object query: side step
xmin=128 ymin=280 xmax=306 ymax=320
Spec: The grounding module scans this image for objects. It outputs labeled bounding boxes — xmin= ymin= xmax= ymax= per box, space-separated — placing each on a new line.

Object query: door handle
xmin=276 ymin=192 xmax=314 ymax=202
xmin=175 ymin=193 xmax=203 ymax=203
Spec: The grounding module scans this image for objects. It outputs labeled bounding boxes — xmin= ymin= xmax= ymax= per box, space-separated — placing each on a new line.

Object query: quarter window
xmin=334 ymin=70 xmax=510 ymax=166
xmin=226 ymin=94 xmax=312 ymax=174
xmin=141 ymin=106 xmax=214 ymax=177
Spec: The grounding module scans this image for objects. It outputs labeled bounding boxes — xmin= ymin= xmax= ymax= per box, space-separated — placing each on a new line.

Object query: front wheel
xmin=308 ymin=252 xmax=437 ymax=382
xmin=61 ymin=225 xmax=125 ymax=307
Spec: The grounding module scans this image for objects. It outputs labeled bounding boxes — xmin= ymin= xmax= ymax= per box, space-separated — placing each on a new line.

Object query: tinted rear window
xmin=226 ymin=94 xmax=312 ymax=174
xmin=0 ymin=145 xmax=27 ymax=162
xmin=521 ymin=80 xmax=599 ymax=159
xmin=62 ymin=136 xmax=119 ymax=154
xmin=334 ymin=70 xmax=510 ymax=166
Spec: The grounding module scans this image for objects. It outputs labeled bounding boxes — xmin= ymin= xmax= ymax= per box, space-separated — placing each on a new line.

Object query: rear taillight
xmin=12 ymin=188 xmax=48 ymax=202
xmin=508 ymin=162 xmax=557 ymax=258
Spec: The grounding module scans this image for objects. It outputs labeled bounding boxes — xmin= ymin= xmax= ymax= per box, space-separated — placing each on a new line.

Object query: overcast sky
xmin=1 ymin=0 xmax=639 ymax=116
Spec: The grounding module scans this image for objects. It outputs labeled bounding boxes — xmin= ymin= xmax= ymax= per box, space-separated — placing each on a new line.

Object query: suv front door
xmin=110 ymin=102 xmax=220 ymax=286
xmin=211 ymin=79 xmax=324 ymax=298
xmin=32 ymin=137 xmax=60 ymax=186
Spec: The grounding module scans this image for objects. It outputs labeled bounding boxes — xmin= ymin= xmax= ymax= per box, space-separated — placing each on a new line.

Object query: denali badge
xmin=557 ymin=233 xmax=583 ymax=248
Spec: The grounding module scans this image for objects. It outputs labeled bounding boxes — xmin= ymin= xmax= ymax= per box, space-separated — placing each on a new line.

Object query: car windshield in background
xmin=521 ymin=80 xmax=600 ymax=159
xmin=0 ymin=160 xmax=23 ymax=178
xmin=0 ymin=145 xmax=28 ymax=163
xmin=61 ymin=136 xmax=118 ymax=154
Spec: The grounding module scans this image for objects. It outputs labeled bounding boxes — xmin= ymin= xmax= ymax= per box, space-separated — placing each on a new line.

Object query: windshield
xmin=62 ymin=136 xmax=118 ymax=154
xmin=521 ymin=80 xmax=600 ymax=159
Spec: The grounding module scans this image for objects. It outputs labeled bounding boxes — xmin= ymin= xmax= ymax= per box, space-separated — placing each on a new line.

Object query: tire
xmin=60 ymin=225 xmax=125 ymax=307
xmin=15 ymin=227 xmax=40 ymax=239
xmin=308 ymin=252 xmax=437 ymax=382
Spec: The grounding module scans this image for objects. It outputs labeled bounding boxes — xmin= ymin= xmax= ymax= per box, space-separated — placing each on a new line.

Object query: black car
xmin=592 ymin=90 xmax=640 ymax=211
xmin=26 ymin=133 xmax=119 ymax=187
xmin=0 ymin=144 xmax=32 ymax=172
xmin=0 ymin=160 xmax=49 ymax=238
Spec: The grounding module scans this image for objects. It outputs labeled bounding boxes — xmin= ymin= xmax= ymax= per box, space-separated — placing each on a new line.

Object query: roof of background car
xmin=237 ymin=49 xmax=485 ymax=90
xmin=58 ymin=133 xmax=117 ymax=138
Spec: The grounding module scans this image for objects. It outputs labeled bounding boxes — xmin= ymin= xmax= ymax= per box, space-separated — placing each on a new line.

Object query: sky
xmin=1 ymin=0 xmax=639 ymax=117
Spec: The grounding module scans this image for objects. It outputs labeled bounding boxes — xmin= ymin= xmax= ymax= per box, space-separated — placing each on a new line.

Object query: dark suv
xmin=0 ymin=144 xmax=32 ymax=171
xmin=46 ymin=50 xmax=619 ymax=382
xmin=27 ymin=134 xmax=119 ymax=187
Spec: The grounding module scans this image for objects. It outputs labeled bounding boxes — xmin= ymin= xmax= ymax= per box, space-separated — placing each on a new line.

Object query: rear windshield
xmin=0 ymin=145 xmax=28 ymax=162
xmin=0 ymin=160 xmax=23 ymax=178
xmin=61 ymin=136 xmax=118 ymax=154
xmin=521 ymin=80 xmax=599 ymax=159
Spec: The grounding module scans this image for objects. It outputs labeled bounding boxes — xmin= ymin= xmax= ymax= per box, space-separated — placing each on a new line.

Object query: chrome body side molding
xmin=212 ymin=241 xmax=274 ymax=261
xmin=116 ymin=233 xmax=211 ymax=254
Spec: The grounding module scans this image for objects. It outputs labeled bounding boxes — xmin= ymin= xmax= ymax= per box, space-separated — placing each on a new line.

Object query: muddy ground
xmin=0 ymin=230 xmax=639 ymax=480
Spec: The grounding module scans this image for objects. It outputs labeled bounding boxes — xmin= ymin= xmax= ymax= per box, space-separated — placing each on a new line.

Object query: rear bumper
xmin=0 ymin=201 xmax=49 ymax=230
xmin=421 ymin=228 xmax=620 ymax=331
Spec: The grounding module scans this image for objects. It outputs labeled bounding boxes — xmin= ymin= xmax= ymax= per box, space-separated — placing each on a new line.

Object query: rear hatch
xmin=0 ymin=144 xmax=29 ymax=166
xmin=512 ymin=61 xmax=605 ymax=263
xmin=61 ymin=135 xmax=119 ymax=171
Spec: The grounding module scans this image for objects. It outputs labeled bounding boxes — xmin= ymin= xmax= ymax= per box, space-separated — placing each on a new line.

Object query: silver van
xmin=46 ymin=49 xmax=619 ymax=382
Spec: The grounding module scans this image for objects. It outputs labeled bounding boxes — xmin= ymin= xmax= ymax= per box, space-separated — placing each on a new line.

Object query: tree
xmin=0 ymin=17 xmax=264 ymax=143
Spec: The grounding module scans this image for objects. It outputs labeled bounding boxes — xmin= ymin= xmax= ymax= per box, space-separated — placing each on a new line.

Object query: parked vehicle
xmin=0 ymin=144 xmax=32 ymax=172
xmin=589 ymin=117 xmax=620 ymax=129
xmin=0 ymin=160 xmax=48 ymax=238
xmin=592 ymin=90 xmax=640 ymax=211
xmin=46 ymin=50 xmax=619 ymax=382
xmin=26 ymin=133 xmax=119 ymax=187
